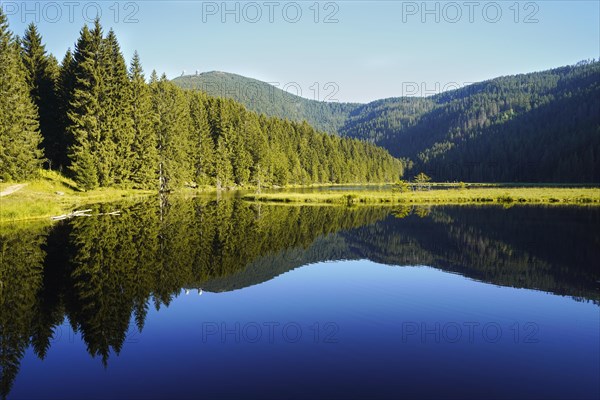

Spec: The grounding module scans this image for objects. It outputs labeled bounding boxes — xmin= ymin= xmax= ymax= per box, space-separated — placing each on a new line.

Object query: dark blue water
xmin=2 ymin=201 xmax=599 ymax=399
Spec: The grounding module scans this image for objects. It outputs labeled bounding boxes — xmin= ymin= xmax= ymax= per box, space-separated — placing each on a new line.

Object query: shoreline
xmin=241 ymin=187 xmax=600 ymax=206
xmin=1 ymin=172 xmax=599 ymax=224
xmin=2 ymin=188 xmax=599 ymax=225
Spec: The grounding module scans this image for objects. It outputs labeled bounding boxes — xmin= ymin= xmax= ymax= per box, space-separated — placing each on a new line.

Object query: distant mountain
xmin=174 ymin=62 xmax=600 ymax=183
xmin=341 ymin=61 xmax=600 ymax=182
xmin=173 ymin=71 xmax=359 ymax=133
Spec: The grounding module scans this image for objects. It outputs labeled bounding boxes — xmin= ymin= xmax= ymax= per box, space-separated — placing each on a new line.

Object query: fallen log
xmin=51 ymin=209 xmax=121 ymax=220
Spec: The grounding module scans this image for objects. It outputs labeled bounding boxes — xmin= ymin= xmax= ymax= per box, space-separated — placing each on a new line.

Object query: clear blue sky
xmin=2 ymin=0 xmax=599 ymax=102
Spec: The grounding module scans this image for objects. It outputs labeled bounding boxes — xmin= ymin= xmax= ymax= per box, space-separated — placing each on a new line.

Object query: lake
xmin=1 ymin=198 xmax=599 ymax=399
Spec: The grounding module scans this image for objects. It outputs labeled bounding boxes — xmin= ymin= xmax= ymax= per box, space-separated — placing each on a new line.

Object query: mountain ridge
xmin=173 ymin=70 xmax=359 ymax=134
xmin=173 ymin=61 xmax=600 ymax=182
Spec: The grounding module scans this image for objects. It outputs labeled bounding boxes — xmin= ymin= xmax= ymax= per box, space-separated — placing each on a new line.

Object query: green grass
xmin=2 ymin=172 xmax=599 ymax=223
xmin=0 ymin=170 xmax=153 ymax=223
xmin=242 ymin=187 xmax=600 ymax=206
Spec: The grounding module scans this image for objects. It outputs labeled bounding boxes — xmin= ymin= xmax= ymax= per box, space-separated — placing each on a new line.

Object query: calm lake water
xmin=1 ymin=199 xmax=599 ymax=399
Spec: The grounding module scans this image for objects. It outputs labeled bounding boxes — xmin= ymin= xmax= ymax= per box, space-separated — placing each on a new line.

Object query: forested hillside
xmin=0 ymin=13 xmax=403 ymax=189
xmin=176 ymin=63 xmax=600 ymax=183
xmin=173 ymin=71 xmax=359 ymax=133
xmin=341 ymin=62 xmax=600 ymax=182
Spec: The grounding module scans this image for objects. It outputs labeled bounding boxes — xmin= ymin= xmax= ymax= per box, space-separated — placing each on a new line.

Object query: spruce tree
xmin=67 ymin=20 xmax=109 ymax=190
xmin=245 ymin=113 xmax=269 ymax=189
xmin=129 ymin=51 xmax=158 ymax=189
xmin=189 ymin=92 xmax=214 ymax=185
xmin=215 ymin=130 xmax=234 ymax=189
xmin=56 ymin=49 xmax=76 ymax=170
xmin=100 ymin=29 xmax=134 ymax=186
xmin=20 ymin=23 xmax=61 ymax=170
xmin=150 ymin=75 xmax=193 ymax=190
xmin=207 ymin=98 xmax=234 ymax=188
xmin=0 ymin=10 xmax=43 ymax=181
xmin=231 ymin=110 xmax=252 ymax=185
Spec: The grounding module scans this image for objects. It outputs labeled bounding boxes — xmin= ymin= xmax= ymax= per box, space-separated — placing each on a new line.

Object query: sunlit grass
xmin=2 ymin=171 xmax=599 ymax=223
xmin=0 ymin=170 xmax=153 ymax=223
xmin=243 ymin=187 xmax=600 ymax=206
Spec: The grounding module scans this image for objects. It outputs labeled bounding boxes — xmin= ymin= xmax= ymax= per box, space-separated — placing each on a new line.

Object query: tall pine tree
xmin=129 ymin=51 xmax=158 ymax=189
xmin=20 ymin=23 xmax=61 ymax=170
xmin=55 ymin=49 xmax=76 ymax=170
xmin=99 ymin=29 xmax=134 ymax=186
xmin=0 ymin=10 xmax=43 ymax=181
xmin=189 ymin=92 xmax=215 ymax=186
xmin=67 ymin=22 xmax=103 ymax=190
xmin=150 ymin=75 xmax=193 ymax=191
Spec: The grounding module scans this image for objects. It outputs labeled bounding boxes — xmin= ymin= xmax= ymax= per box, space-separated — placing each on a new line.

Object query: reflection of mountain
xmin=202 ymin=206 xmax=600 ymax=303
xmin=201 ymin=234 xmax=351 ymax=292
xmin=341 ymin=207 xmax=600 ymax=302
xmin=0 ymin=199 xmax=598 ymax=398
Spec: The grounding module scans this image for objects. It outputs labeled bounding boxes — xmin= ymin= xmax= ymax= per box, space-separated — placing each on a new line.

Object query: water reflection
xmin=0 ymin=198 xmax=598 ymax=398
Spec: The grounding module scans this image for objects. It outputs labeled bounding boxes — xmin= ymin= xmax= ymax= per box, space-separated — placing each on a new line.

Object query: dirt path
xmin=0 ymin=184 xmax=27 ymax=197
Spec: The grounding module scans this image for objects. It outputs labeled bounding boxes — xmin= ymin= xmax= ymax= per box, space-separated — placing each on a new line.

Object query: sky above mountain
xmin=3 ymin=0 xmax=598 ymax=102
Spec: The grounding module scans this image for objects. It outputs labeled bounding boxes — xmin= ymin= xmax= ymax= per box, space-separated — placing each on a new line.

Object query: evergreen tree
xmin=246 ymin=113 xmax=269 ymax=190
xmin=0 ymin=10 xmax=43 ymax=181
xmin=129 ymin=51 xmax=158 ymax=189
xmin=20 ymin=23 xmax=61 ymax=170
xmin=67 ymin=22 xmax=103 ymax=190
xmin=100 ymin=29 xmax=134 ymax=186
xmin=215 ymin=132 xmax=234 ymax=189
xmin=55 ymin=49 xmax=77 ymax=170
xmin=150 ymin=75 xmax=193 ymax=190
xmin=189 ymin=92 xmax=214 ymax=185
xmin=207 ymin=98 xmax=234 ymax=188
xmin=231 ymin=113 xmax=252 ymax=185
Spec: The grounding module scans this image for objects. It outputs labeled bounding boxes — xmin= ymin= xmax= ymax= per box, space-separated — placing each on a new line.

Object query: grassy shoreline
xmin=242 ymin=187 xmax=600 ymax=206
xmin=0 ymin=171 xmax=154 ymax=223
xmin=2 ymin=171 xmax=599 ymax=223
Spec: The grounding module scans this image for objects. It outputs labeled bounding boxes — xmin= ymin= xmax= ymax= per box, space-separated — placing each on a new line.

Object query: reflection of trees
xmin=0 ymin=224 xmax=49 ymax=399
xmin=63 ymin=199 xmax=387 ymax=363
xmin=30 ymin=222 xmax=70 ymax=360
xmin=1 ymin=201 xmax=598 ymax=398
xmin=197 ymin=205 xmax=600 ymax=302
xmin=0 ymin=197 xmax=388 ymax=397
xmin=66 ymin=205 xmax=159 ymax=365
xmin=438 ymin=207 xmax=600 ymax=301
xmin=341 ymin=207 xmax=600 ymax=303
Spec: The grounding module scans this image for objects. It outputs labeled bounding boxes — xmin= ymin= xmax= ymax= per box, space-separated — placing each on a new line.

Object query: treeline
xmin=341 ymin=61 xmax=600 ymax=182
xmin=0 ymin=13 xmax=403 ymax=188
xmin=174 ymin=71 xmax=359 ymax=134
